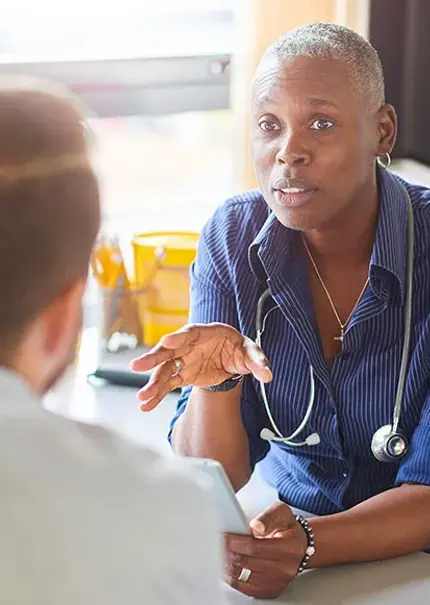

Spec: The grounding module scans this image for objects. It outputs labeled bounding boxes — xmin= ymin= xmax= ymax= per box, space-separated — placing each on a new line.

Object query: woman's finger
xmin=129 ymin=333 xmax=195 ymax=373
xmin=224 ymin=564 xmax=282 ymax=600
xmin=224 ymin=547 xmax=292 ymax=599
xmin=225 ymin=555 xmax=284 ymax=581
xmin=137 ymin=358 xmax=177 ymax=400
xmin=138 ymin=375 xmax=183 ymax=412
xmin=157 ymin=324 xmax=204 ymax=350
xmin=242 ymin=337 xmax=273 ymax=383
xmin=224 ymin=568 xmax=266 ymax=599
xmin=130 ymin=344 xmax=174 ymax=373
xmin=137 ymin=360 xmax=183 ymax=410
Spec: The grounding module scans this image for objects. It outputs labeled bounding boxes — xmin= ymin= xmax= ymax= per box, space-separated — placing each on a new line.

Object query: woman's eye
xmin=310 ymin=119 xmax=334 ymax=131
xmin=258 ymin=120 xmax=281 ymax=133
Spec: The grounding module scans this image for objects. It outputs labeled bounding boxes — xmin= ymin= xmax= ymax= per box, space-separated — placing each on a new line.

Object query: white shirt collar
xmin=0 ymin=366 xmax=42 ymax=417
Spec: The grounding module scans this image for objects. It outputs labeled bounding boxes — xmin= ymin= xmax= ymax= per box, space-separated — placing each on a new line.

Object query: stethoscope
xmin=256 ymin=187 xmax=414 ymax=463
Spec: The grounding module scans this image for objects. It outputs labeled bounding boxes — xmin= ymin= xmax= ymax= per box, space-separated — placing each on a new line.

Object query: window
xmin=93 ymin=110 xmax=234 ymax=233
xmin=0 ymin=1 xmax=237 ymax=230
xmin=0 ymin=1 xmax=236 ymax=61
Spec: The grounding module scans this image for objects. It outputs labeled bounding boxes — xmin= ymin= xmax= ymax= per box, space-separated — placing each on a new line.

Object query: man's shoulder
xmin=0 ymin=408 xmax=217 ymax=552
xmin=0 ymin=410 xmax=222 ymax=604
xmin=0 ymin=408 xmax=205 ymax=506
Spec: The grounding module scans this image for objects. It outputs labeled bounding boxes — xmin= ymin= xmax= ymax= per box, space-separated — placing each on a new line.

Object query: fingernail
xmin=250 ymin=349 xmax=266 ymax=364
xmin=250 ymin=519 xmax=265 ymax=535
xmin=130 ymin=360 xmax=144 ymax=372
xmin=259 ymin=354 xmax=269 ymax=367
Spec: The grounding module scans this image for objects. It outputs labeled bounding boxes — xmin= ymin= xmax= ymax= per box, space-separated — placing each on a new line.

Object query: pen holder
xmin=99 ymin=280 xmax=144 ymax=354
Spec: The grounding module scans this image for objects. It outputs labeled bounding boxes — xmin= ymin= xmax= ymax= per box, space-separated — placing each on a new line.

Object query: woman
xmin=132 ymin=23 xmax=430 ymax=600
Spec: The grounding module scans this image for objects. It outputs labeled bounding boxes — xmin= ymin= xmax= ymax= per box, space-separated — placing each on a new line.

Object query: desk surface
xmin=233 ymin=475 xmax=430 ymax=604
xmin=225 ymin=552 xmax=430 ymax=604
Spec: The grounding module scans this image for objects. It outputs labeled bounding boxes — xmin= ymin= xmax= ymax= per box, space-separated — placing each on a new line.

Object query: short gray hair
xmin=261 ymin=22 xmax=385 ymax=109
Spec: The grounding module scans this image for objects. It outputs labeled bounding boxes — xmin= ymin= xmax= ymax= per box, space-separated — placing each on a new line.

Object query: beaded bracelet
xmin=295 ymin=515 xmax=316 ymax=574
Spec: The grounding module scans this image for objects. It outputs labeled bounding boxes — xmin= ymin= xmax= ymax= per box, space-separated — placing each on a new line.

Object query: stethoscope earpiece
xmin=260 ymin=428 xmax=277 ymax=442
xmin=260 ymin=428 xmax=320 ymax=447
xmin=305 ymin=432 xmax=321 ymax=446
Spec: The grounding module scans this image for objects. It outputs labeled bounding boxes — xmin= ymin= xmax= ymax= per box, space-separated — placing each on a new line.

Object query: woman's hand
xmin=130 ymin=322 xmax=272 ymax=410
xmin=224 ymin=503 xmax=307 ymax=600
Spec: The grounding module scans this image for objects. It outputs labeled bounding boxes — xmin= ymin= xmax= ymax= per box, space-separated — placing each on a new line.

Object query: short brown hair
xmin=0 ymin=78 xmax=100 ymax=357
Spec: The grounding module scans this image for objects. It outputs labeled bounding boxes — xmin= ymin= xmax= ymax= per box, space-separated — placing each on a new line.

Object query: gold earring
xmin=377 ymin=152 xmax=391 ymax=169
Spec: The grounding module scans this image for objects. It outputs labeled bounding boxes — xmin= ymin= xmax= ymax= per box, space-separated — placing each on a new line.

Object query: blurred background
xmin=1 ymin=0 xmax=236 ymax=235
xmin=2 ymin=0 xmax=429 ymax=236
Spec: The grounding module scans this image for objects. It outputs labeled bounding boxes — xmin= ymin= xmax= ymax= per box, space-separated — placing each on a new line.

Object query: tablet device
xmin=184 ymin=457 xmax=251 ymax=535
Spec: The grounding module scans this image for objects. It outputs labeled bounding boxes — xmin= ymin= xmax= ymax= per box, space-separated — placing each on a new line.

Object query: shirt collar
xmin=248 ymin=210 xmax=297 ymax=281
xmin=248 ymin=168 xmax=409 ymax=303
xmin=0 ymin=366 xmax=41 ymax=415
xmin=370 ymin=168 xmax=409 ymax=302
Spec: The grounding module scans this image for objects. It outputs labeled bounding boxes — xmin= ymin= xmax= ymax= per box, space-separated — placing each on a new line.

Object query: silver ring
xmin=238 ymin=567 xmax=251 ymax=583
xmin=172 ymin=358 xmax=183 ymax=377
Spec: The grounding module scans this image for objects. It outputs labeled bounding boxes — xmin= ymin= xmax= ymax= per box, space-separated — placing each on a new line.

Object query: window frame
xmin=0 ymin=53 xmax=231 ymax=117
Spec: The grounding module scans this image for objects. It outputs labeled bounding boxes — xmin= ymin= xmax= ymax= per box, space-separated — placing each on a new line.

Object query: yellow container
xmin=132 ymin=231 xmax=200 ymax=347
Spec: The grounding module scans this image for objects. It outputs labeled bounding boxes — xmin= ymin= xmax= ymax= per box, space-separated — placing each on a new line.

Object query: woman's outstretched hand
xmin=130 ymin=322 xmax=272 ymax=411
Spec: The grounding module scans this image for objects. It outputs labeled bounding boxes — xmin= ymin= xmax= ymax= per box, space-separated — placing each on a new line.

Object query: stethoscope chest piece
xmin=371 ymin=424 xmax=408 ymax=462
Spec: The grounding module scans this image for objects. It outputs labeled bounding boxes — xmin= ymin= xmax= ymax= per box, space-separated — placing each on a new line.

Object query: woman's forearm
xmin=172 ymin=385 xmax=252 ymax=491
xmin=309 ymin=484 xmax=430 ymax=568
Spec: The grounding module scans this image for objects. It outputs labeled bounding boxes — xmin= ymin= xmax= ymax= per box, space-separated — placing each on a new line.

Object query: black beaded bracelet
xmin=295 ymin=515 xmax=316 ymax=574
xmin=203 ymin=374 xmax=244 ymax=392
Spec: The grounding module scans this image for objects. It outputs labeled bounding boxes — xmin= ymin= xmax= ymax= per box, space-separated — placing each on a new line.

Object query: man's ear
xmin=43 ymin=278 xmax=86 ymax=355
xmin=377 ymin=104 xmax=398 ymax=156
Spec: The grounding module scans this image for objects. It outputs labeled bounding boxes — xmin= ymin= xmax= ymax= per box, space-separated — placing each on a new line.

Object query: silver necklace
xmin=302 ymin=235 xmax=369 ymax=344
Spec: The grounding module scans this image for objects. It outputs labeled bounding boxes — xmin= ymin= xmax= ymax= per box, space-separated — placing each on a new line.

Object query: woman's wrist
xmin=203 ymin=374 xmax=244 ymax=392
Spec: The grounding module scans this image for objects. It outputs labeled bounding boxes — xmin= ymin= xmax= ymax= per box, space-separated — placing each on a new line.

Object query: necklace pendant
xmin=334 ymin=326 xmax=345 ymax=344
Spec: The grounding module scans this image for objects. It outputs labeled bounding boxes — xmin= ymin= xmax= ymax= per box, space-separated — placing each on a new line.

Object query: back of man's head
xmin=0 ymin=78 xmax=100 ymax=386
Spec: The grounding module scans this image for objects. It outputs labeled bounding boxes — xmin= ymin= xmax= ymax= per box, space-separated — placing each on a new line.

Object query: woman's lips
xmin=274 ymin=187 xmax=319 ymax=208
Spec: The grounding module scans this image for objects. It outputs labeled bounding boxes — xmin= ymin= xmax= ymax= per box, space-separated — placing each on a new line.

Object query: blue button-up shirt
xmin=170 ymin=168 xmax=430 ymax=515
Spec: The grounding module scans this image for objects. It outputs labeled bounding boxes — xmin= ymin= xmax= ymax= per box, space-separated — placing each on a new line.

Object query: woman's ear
xmin=377 ymin=104 xmax=398 ymax=156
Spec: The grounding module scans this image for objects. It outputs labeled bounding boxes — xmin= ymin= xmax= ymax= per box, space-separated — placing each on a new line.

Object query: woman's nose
xmin=275 ymin=133 xmax=311 ymax=167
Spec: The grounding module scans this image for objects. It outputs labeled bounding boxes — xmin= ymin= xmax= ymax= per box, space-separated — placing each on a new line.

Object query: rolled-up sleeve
xmin=395 ymin=393 xmax=430 ymax=486
xmin=168 ymin=205 xmax=270 ymax=468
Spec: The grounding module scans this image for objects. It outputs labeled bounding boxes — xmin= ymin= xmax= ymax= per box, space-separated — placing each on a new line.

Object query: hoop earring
xmin=377 ymin=152 xmax=392 ymax=169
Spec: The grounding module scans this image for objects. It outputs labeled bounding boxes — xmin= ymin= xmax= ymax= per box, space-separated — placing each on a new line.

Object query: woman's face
xmin=250 ymin=55 xmax=396 ymax=231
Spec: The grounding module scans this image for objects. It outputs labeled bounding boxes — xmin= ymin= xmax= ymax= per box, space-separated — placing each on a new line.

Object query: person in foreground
xmin=0 ymin=79 xmax=223 ymax=605
xmin=132 ymin=23 xmax=430 ymax=600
